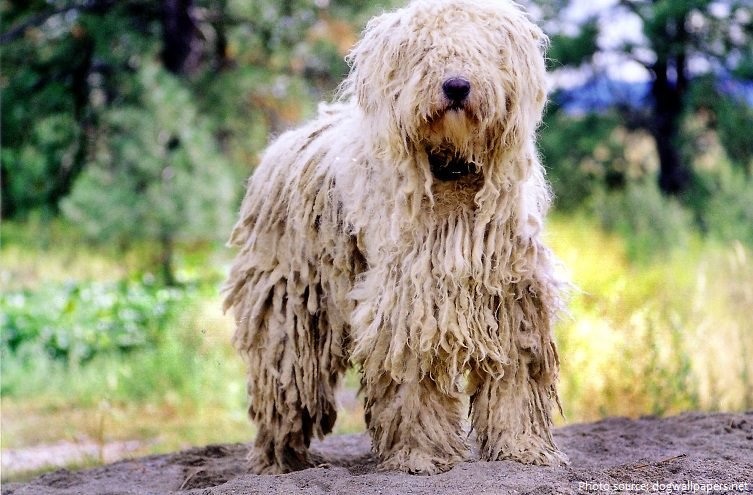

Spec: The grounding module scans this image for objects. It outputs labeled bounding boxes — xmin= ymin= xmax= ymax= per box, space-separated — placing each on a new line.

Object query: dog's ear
xmin=494 ymin=7 xmax=549 ymax=151
xmin=342 ymin=11 xmax=406 ymax=115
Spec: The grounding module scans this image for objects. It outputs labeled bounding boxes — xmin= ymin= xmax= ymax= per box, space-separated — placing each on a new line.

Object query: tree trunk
xmin=161 ymin=0 xmax=200 ymax=75
xmin=46 ymin=34 xmax=95 ymax=213
xmin=159 ymin=232 xmax=177 ymax=286
xmin=649 ymin=14 xmax=691 ymax=196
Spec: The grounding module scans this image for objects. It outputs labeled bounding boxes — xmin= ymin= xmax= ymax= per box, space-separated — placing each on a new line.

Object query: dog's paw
xmin=249 ymin=447 xmax=314 ymax=474
xmin=480 ymin=435 xmax=569 ymax=466
xmin=494 ymin=446 xmax=569 ymax=466
xmin=379 ymin=449 xmax=464 ymax=475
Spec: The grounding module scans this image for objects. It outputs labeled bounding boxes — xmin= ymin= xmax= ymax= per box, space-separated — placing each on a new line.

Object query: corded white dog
xmin=223 ymin=0 xmax=568 ymax=475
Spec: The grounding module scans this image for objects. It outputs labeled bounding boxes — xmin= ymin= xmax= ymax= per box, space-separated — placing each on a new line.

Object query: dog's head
xmin=342 ymin=0 xmax=548 ymax=185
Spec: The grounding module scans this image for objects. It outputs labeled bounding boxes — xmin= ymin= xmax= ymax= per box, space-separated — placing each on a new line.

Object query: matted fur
xmin=223 ymin=0 xmax=568 ymax=475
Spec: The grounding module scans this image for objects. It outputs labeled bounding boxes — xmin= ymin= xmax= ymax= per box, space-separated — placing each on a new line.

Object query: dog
xmin=223 ymin=0 xmax=568 ymax=474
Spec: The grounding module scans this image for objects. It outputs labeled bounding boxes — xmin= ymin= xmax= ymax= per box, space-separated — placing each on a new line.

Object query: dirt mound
xmin=3 ymin=412 xmax=752 ymax=494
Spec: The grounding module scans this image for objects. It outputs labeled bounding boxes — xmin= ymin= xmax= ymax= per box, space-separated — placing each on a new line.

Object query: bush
xmin=704 ymin=171 xmax=753 ymax=246
xmin=0 ymin=276 xmax=194 ymax=365
xmin=540 ymin=111 xmax=621 ymax=211
xmin=60 ymin=63 xmax=236 ymax=284
xmin=589 ymin=180 xmax=695 ymax=262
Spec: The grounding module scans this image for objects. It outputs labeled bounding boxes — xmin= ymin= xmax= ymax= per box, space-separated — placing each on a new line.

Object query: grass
xmin=548 ymin=214 xmax=753 ymax=421
xmin=2 ymin=214 xmax=752 ymax=481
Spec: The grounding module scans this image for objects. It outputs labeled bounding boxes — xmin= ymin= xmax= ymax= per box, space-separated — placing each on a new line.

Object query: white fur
xmin=223 ymin=0 xmax=568 ymax=474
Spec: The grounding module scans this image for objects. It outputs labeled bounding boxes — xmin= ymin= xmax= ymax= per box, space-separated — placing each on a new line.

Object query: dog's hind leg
xmin=229 ymin=270 xmax=348 ymax=474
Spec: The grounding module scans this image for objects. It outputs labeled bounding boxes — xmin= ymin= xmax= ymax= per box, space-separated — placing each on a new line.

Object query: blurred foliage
xmin=3 ymin=0 xmax=752 ymax=264
xmin=0 ymin=277 xmax=192 ymax=368
xmin=713 ymin=96 xmax=753 ymax=172
xmin=550 ymin=217 xmax=753 ymax=419
xmin=547 ymin=19 xmax=599 ymax=69
xmin=60 ymin=63 xmax=235 ymax=283
xmin=1 ymin=0 xmax=380 ymax=281
xmin=2 ymin=217 xmax=752 ymax=478
xmin=539 ymin=0 xmax=753 ymax=195
xmin=702 ymin=169 xmax=753 ymax=246
xmin=1 ymin=1 xmax=156 ymax=218
xmin=589 ymin=180 xmax=695 ymax=263
xmin=541 ymin=110 xmax=623 ymax=210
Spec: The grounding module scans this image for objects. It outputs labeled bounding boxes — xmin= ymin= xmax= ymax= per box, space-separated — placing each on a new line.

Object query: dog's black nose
xmin=442 ymin=77 xmax=471 ymax=103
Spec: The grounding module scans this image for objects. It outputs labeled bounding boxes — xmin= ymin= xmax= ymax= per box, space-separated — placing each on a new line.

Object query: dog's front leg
xmin=469 ymin=362 xmax=568 ymax=465
xmin=362 ymin=373 xmax=468 ymax=474
xmin=469 ymin=283 xmax=568 ymax=466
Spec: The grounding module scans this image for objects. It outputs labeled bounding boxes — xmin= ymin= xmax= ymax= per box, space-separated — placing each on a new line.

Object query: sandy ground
xmin=2 ymin=440 xmax=148 ymax=474
xmin=3 ymin=412 xmax=752 ymax=494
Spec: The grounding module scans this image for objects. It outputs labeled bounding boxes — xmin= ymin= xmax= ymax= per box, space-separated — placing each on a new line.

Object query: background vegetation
xmin=2 ymin=0 xmax=751 ymax=482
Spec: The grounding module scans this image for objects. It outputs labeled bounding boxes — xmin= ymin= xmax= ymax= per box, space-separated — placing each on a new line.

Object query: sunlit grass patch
xmin=1 ymin=398 xmax=252 ymax=482
xmin=0 ymin=218 xmax=232 ymax=292
xmin=548 ymin=216 xmax=753 ymax=422
xmin=1 ymin=219 xmax=133 ymax=290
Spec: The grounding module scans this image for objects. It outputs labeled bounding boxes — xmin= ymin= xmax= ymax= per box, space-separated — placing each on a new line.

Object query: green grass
xmin=2 ymin=214 xmax=752 ymax=481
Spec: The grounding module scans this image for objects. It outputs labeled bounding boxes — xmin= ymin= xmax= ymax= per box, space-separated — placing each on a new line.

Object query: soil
xmin=3 ymin=412 xmax=752 ymax=494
